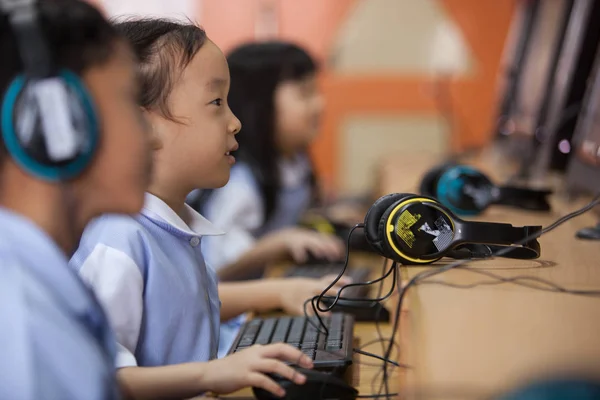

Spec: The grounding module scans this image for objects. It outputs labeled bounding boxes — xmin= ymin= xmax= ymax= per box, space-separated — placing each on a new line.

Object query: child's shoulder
xmin=85 ymin=213 xmax=147 ymax=240
xmin=73 ymin=214 xmax=151 ymax=267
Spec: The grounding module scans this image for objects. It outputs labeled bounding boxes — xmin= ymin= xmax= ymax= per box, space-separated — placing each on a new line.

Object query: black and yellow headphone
xmin=364 ymin=193 xmax=542 ymax=265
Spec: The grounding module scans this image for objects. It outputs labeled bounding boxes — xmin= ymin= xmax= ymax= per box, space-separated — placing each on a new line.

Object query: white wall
xmin=99 ymin=0 xmax=199 ymax=20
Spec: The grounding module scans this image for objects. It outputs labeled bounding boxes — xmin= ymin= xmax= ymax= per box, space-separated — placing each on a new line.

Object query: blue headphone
xmin=420 ymin=163 xmax=552 ymax=216
xmin=0 ymin=0 xmax=99 ymax=181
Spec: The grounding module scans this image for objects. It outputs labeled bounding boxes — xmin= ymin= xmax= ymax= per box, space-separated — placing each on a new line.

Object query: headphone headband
xmin=1 ymin=0 xmax=53 ymax=78
xmin=454 ymin=220 xmax=541 ymax=259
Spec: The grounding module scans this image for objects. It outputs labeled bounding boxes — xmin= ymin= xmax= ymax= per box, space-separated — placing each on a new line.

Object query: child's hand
xmin=279 ymin=274 xmax=354 ymax=315
xmin=202 ymin=343 xmax=313 ymax=397
xmin=267 ymin=228 xmax=346 ymax=264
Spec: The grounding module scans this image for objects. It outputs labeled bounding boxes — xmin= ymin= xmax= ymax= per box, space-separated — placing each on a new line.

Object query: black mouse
xmin=252 ymin=368 xmax=358 ymax=400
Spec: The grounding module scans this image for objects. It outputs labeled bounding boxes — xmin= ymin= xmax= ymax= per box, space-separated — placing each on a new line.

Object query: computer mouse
xmin=252 ymin=368 xmax=358 ymax=400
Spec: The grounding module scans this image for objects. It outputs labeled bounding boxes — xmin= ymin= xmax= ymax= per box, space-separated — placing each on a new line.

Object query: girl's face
xmin=149 ymin=39 xmax=241 ymax=193
xmin=274 ymin=73 xmax=324 ymax=157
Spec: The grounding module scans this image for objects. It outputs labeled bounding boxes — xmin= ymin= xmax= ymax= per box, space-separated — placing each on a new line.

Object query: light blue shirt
xmin=0 ymin=208 xmax=119 ymax=400
xmin=70 ymin=193 xmax=224 ymax=367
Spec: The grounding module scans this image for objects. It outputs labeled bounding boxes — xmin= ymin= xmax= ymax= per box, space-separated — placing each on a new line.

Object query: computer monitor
xmin=493 ymin=0 xmax=573 ymax=172
xmin=532 ymin=0 xmax=600 ymax=178
xmin=565 ymin=40 xmax=600 ymax=196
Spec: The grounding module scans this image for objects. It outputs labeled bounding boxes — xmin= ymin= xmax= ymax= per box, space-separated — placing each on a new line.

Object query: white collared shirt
xmin=200 ymin=155 xmax=313 ymax=273
xmin=70 ymin=193 xmax=224 ymax=368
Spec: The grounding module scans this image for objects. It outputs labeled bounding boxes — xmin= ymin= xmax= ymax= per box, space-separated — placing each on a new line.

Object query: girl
xmin=70 ymin=19 xmax=348 ymax=400
xmin=0 ymin=1 xmax=149 ymax=398
xmin=192 ymin=41 xmax=346 ymax=281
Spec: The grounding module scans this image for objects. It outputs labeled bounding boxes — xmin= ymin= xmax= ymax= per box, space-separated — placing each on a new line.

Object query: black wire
xmin=315 ymin=260 xmax=397 ymax=308
xmin=303 ymin=249 xmax=398 ymax=335
xmin=356 ymin=393 xmax=399 ymax=399
xmin=381 ymin=193 xmax=600 ymax=399
xmin=443 ymin=265 xmax=600 ymax=296
xmin=301 ymin=224 xmax=363 ymax=335
xmin=373 ymin=259 xmax=394 ymax=394
xmin=353 ymin=348 xmax=406 ymax=368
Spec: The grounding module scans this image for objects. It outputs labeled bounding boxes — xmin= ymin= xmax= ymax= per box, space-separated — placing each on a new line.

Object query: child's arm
xmin=218 ymin=275 xmax=352 ymax=321
xmin=216 ymin=228 xmax=346 ymax=281
xmin=117 ymin=343 xmax=313 ymax=400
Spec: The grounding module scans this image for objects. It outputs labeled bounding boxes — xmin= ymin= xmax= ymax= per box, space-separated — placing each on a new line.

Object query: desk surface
xmin=379 ymin=155 xmax=600 ymax=400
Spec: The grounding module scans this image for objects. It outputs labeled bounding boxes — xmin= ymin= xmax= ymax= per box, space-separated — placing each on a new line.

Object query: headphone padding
xmin=364 ymin=193 xmax=411 ymax=255
xmin=378 ymin=194 xmax=423 ymax=263
xmin=419 ymin=162 xmax=456 ymax=197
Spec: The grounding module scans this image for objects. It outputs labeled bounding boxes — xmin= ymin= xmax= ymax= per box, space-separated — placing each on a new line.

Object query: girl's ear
xmin=141 ymin=107 xmax=163 ymax=151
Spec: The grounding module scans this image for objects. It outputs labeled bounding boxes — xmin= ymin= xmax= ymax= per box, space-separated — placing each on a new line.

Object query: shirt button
xmin=189 ymin=237 xmax=200 ymax=247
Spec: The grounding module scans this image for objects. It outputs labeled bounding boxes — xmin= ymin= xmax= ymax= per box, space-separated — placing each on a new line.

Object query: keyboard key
xmin=301 ymin=342 xmax=316 ymax=350
xmin=287 ymin=317 xmax=306 ymax=343
xmin=255 ymin=318 xmax=277 ymax=345
xmin=238 ymin=337 xmax=255 ymax=347
xmin=241 ymin=319 xmax=262 ymax=340
xmin=326 ymin=340 xmax=342 ymax=350
xmin=302 ymin=349 xmax=316 ymax=360
xmin=271 ymin=316 xmax=292 ymax=342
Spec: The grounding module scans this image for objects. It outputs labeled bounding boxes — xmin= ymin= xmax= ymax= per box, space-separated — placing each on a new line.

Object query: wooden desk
xmin=378 ymin=156 xmax=600 ymax=399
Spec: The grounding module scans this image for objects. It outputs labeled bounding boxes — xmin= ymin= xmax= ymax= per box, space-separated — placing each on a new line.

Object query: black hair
xmin=227 ymin=41 xmax=319 ymax=220
xmin=113 ymin=18 xmax=206 ymax=121
xmin=0 ymin=0 xmax=120 ymax=161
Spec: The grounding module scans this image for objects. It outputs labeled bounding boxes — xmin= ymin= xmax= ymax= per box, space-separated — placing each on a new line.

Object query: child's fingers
xmin=318 ymin=236 xmax=345 ymax=260
xmin=290 ymin=245 xmax=308 ymax=263
xmin=247 ymin=372 xmax=285 ymax=398
xmin=261 ymin=343 xmax=314 ymax=368
xmin=321 ymin=274 xmax=353 ymax=288
xmin=256 ymin=359 xmax=307 ymax=385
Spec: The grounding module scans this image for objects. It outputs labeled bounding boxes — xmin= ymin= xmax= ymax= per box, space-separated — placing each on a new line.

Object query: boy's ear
xmin=141 ymin=108 xmax=163 ymax=151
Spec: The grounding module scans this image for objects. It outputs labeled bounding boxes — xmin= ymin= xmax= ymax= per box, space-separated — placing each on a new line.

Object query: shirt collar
xmin=141 ymin=193 xmax=224 ymax=236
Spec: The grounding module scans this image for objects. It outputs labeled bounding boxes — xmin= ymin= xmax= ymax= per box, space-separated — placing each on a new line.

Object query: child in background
xmin=70 ymin=19 xmax=349 ymax=400
xmin=192 ymin=41 xmax=346 ymax=282
xmin=0 ymin=1 xmax=151 ymax=398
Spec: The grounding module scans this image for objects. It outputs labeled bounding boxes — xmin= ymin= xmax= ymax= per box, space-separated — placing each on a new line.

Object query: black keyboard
xmin=228 ymin=314 xmax=355 ymax=372
xmin=284 ymin=264 xmax=372 ymax=298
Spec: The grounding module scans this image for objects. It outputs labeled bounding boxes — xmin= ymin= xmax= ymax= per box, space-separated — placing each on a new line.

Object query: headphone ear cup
xmin=1 ymin=70 xmax=98 ymax=181
xmin=364 ymin=193 xmax=411 ymax=256
xmin=378 ymin=194 xmax=423 ymax=264
xmin=419 ymin=162 xmax=456 ymax=197
xmin=436 ymin=165 xmax=494 ymax=216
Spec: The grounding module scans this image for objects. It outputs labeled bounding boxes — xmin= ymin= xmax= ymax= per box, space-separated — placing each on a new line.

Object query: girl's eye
xmin=210 ymin=98 xmax=223 ymax=106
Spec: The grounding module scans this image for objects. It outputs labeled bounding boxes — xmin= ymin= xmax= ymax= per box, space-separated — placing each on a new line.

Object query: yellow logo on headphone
xmin=395 ymin=210 xmax=421 ymax=248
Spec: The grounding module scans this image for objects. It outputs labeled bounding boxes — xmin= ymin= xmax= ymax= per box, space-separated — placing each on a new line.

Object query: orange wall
xmin=200 ymin=0 xmax=517 ymax=188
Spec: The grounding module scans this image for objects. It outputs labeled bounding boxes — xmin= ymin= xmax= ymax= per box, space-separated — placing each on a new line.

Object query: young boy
xmin=70 ymin=18 xmax=347 ymax=400
xmin=0 ymin=0 xmax=151 ymax=398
